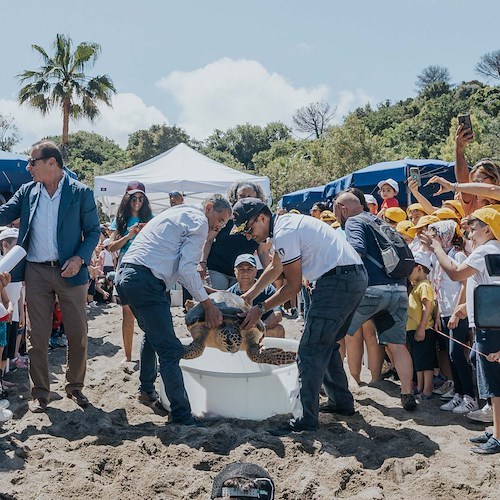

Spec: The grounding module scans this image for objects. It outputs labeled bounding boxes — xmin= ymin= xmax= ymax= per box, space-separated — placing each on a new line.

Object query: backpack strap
xmin=356 ymin=212 xmax=385 ymax=268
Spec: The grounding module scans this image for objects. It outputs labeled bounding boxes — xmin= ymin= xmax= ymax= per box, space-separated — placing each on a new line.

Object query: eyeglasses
xmin=243 ymin=217 xmax=258 ymax=235
xmin=130 ymin=196 xmax=145 ymax=202
xmin=28 ymin=156 xmax=50 ymax=167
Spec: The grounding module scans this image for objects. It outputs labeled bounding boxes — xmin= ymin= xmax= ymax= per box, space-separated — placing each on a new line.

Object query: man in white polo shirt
xmin=233 ymin=198 xmax=368 ymax=434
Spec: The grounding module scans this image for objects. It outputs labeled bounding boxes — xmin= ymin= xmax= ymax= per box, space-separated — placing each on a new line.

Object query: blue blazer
xmin=0 ymin=174 xmax=100 ymax=285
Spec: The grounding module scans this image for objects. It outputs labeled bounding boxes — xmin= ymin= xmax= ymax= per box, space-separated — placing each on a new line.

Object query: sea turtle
xmin=183 ymin=291 xmax=296 ymax=365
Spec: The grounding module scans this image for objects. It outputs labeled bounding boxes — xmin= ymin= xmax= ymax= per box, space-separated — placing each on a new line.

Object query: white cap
xmin=0 ymin=227 xmax=19 ymax=242
xmin=364 ymin=194 xmax=378 ymax=206
xmin=377 ymin=178 xmax=399 ymax=194
xmin=413 ymin=251 xmax=432 ymax=271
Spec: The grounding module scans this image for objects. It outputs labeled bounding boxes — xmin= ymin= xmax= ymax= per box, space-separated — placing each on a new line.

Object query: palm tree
xmin=17 ymin=34 xmax=116 ymax=151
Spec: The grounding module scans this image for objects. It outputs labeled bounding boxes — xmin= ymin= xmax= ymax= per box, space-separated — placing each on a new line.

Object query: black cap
xmin=211 ymin=463 xmax=275 ymax=499
xmin=231 ymin=198 xmax=267 ymax=234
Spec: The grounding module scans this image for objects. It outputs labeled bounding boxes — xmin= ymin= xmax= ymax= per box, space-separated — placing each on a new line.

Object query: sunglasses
xmin=28 ymin=156 xmax=51 ymax=167
xmin=130 ymin=196 xmax=145 ymax=202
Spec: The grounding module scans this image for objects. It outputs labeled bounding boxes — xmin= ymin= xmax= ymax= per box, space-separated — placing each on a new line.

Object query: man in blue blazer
xmin=0 ymin=141 xmax=100 ymax=412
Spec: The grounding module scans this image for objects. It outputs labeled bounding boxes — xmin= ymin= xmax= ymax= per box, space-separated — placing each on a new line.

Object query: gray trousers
xmin=294 ymin=265 xmax=368 ymax=429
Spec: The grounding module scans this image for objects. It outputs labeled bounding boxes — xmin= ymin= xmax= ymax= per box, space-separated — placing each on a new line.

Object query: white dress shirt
xmin=122 ymin=205 xmax=209 ymax=302
xmin=26 ymin=174 xmax=65 ymax=263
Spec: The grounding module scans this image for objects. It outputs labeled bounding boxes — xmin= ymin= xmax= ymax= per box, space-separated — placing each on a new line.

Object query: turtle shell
xmin=185 ymin=291 xmax=250 ymax=327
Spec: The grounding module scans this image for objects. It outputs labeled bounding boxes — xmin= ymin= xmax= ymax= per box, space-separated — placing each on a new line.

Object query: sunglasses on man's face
xmin=28 ymin=156 xmax=51 ymax=167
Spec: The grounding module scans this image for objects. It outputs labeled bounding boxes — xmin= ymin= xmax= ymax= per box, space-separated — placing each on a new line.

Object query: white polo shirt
xmin=272 ymin=214 xmax=362 ymax=281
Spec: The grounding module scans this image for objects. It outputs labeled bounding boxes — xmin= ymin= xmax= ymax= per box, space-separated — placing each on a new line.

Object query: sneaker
xmin=440 ymin=394 xmax=462 ymax=411
xmin=14 ymin=357 xmax=28 ymax=369
xmin=439 ymin=386 xmax=456 ymax=401
xmin=49 ymin=337 xmax=59 ymax=349
xmin=401 ymin=393 xmax=417 ymax=411
xmin=467 ymin=403 xmax=493 ymax=423
xmin=452 ymin=395 xmax=479 ymax=414
xmin=433 ymin=373 xmax=447 ymax=389
xmin=0 ymin=407 xmax=13 ymax=422
xmin=419 ymin=392 xmax=433 ymax=400
xmin=471 ymin=437 xmax=500 ymax=455
xmin=137 ymin=390 xmax=159 ymax=405
xmin=470 ymin=431 xmax=493 ymax=444
xmin=0 ymin=399 xmax=10 ymax=410
xmin=433 ymin=380 xmax=454 ymax=396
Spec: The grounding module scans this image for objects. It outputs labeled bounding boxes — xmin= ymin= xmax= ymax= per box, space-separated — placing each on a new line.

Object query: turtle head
xmin=221 ymin=322 xmax=241 ymax=353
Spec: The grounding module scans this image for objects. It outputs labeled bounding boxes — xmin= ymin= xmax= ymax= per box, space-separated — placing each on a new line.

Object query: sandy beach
xmin=1 ymin=303 xmax=499 ymax=499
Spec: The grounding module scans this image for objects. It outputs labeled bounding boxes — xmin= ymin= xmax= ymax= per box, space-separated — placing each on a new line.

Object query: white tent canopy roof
xmin=93 ymin=143 xmax=271 ymax=215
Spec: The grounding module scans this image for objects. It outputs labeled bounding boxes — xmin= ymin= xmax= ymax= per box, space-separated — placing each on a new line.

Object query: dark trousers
xmin=115 ymin=264 xmax=192 ymax=422
xmin=294 ymin=266 xmax=368 ymax=429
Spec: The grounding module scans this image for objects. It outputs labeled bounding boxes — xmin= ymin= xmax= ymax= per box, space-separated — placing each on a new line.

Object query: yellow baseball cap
xmin=384 ymin=207 xmax=407 ymax=223
xmin=289 ymin=209 xmax=301 ymax=214
xmin=470 ymin=207 xmax=500 ymax=240
xmin=442 ymin=199 xmax=465 ymax=218
xmin=330 ymin=221 xmax=341 ymax=229
xmin=396 ymin=220 xmax=414 ymax=239
xmin=407 ymin=215 xmax=440 ymax=238
xmin=406 ymin=203 xmax=429 ymax=215
xmin=433 ymin=207 xmax=460 ymax=221
xmin=320 ymin=210 xmax=337 ymax=222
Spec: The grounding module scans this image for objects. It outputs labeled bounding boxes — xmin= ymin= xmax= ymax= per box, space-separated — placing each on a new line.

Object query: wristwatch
xmin=256 ymin=302 xmax=266 ymax=315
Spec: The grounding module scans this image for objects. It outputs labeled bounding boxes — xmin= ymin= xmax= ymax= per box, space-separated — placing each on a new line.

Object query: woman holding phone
xmin=108 ymin=181 xmax=153 ymax=363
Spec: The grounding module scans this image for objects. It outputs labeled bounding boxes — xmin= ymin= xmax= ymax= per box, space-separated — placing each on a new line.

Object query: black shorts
xmin=407 ymin=329 xmax=437 ymax=372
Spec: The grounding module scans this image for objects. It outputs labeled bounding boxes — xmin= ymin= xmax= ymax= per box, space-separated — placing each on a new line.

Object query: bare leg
xmin=362 ymin=322 xmax=385 ymax=382
xmin=338 ymin=337 xmax=346 ymax=360
xmin=423 ymin=370 xmax=434 ymax=396
xmin=387 ymin=343 xmax=414 ymax=395
xmin=122 ymin=304 xmax=135 ymax=362
xmin=345 ymin=328 xmax=363 ymax=384
xmin=492 ymin=397 xmax=500 ymax=439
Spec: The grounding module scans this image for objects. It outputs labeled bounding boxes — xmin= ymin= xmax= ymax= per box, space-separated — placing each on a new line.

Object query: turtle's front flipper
xmin=246 ymin=345 xmax=296 ymax=365
xmin=183 ymin=323 xmax=208 ymax=359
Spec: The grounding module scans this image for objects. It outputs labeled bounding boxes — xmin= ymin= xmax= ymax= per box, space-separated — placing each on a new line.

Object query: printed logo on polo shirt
xmin=278 ymin=248 xmax=285 ymax=257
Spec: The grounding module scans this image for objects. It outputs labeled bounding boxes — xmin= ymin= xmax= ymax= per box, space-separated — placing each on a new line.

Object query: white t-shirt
xmin=432 ymin=248 xmax=467 ymax=317
xmin=272 ymin=214 xmax=362 ymax=282
xmin=463 ymin=239 xmax=500 ymax=327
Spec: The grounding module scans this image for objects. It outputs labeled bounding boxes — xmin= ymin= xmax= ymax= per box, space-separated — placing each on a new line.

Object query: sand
xmin=1 ymin=303 xmax=499 ymax=499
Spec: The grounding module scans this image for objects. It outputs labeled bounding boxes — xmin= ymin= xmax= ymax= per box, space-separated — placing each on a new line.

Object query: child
xmin=381 ymin=207 xmax=407 ymax=228
xmin=422 ymin=207 xmax=500 ymax=454
xmin=377 ymin=178 xmax=399 ymax=212
xmin=407 ymin=252 xmax=436 ymax=399
xmin=99 ymin=238 xmax=116 ymax=276
xmin=0 ymin=283 xmax=13 ymax=422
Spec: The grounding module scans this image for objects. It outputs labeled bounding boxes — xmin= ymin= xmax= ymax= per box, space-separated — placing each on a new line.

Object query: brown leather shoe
xmin=67 ymin=390 xmax=89 ymax=408
xmin=29 ymin=398 xmax=48 ymax=413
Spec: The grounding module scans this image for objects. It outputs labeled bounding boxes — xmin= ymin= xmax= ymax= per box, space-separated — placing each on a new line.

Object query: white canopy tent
xmin=93 ymin=143 xmax=271 ymax=215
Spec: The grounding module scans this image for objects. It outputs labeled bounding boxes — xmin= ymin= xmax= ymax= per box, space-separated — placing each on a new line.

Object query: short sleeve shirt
xmin=381 ymin=198 xmax=399 ymax=210
xmin=407 ymin=279 xmax=435 ymax=331
xmin=110 ymin=216 xmax=141 ymax=255
xmin=272 ymin=214 xmax=362 ymax=281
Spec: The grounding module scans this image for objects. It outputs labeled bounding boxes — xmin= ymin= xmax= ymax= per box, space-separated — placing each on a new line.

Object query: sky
xmin=1 ymin=0 xmax=499 ymax=152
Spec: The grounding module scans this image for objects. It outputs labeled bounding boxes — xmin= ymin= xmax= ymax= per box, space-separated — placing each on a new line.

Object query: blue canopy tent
xmin=278 ymin=185 xmax=325 ymax=213
xmin=323 ymin=158 xmax=456 ymax=208
xmin=0 ymin=151 xmax=32 ymax=200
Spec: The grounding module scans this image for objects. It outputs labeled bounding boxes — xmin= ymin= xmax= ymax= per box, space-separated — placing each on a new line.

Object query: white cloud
xmin=334 ymin=89 xmax=378 ymax=123
xmin=0 ymin=93 xmax=167 ymax=151
xmin=157 ymin=58 xmax=329 ymax=139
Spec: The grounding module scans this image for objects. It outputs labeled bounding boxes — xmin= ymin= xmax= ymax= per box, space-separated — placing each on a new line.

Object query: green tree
xmin=415 ymin=65 xmax=451 ymax=92
xmin=126 ymin=124 xmax=192 ymax=164
xmin=17 ymin=34 xmax=116 ymax=151
xmin=0 ymin=113 xmax=20 ymax=151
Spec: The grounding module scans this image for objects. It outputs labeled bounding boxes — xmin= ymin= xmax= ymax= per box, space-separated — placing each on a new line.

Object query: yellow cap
xmin=320 ymin=210 xmax=337 ymax=222
xmin=396 ymin=220 xmax=414 ymax=239
xmin=470 ymin=207 xmax=500 ymax=240
xmin=407 ymin=215 xmax=440 ymax=238
xmin=384 ymin=207 xmax=407 ymax=223
xmin=442 ymin=199 xmax=465 ymax=218
xmin=289 ymin=209 xmax=301 ymax=214
xmin=330 ymin=221 xmax=341 ymax=229
xmin=433 ymin=207 xmax=460 ymax=221
xmin=406 ymin=203 xmax=429 ymax=215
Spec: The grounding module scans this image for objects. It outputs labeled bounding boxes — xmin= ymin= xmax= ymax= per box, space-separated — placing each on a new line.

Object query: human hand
xmin=486 ymin=351 xmax=500 ymax=363
xmin=414 ymin=326 xmax=425 ymax=342
xmin=419 ymin=231 xmax=442 ymax=253
xmin=102 ymin=291 xmax=110 ymax=300
xmin=425 ymin=176 xmax=454 ymax=196
xmin=61 ymin=256 xmax=83 ymax=278
xmin=202 ymin=300 xmax=223 ymax=329
xmin=407 ymin=177 xmax=420 ymax=194
xmin=127 ymin=223 xmax=141 ymax=238
xmin=0 ymin=272 xmax=11 ymax=290
xmin=239 ymin=305 xmax=262 ymax=329
xmin=455 ymin=124 xmax=473 ymax=151
xmin=197 ymin=262 xmax=207 ymax=280
xmin=447 ymin=314 xmax=458 ymax=330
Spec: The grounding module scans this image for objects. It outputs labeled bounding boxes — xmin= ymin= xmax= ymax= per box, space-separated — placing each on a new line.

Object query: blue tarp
xmin=0 ymin=151 xmax=32 ymax=196
xmin=322 ymin=158 xmax=456 ymax=207
xmin=278 ymin=185 xmax=325 ymax=213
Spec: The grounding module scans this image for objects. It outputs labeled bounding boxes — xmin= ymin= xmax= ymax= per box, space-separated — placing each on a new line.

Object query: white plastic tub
xmin=160 ymin=337 xmax=299 ymax=420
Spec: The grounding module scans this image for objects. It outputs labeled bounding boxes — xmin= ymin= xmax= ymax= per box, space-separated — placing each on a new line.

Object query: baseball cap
xmin=231 ymin=198 xmax=267 ymax=234
xmin=384 ymin=207 xmax=407 ymax=223
xmin=319 ymin=210 xmax=337 ymax=222
xmin=413 ymin=251 xmax=432 ymax=271
xmin=126 ymin=181 xmax=146 ymax=195
xmin=396 ymin=220 xmax=414 ymax=239
xmin=0 ymin=227 xmax=19 ymax=241
xmin=211 ymin=463 xmax=275 ymax=499
xmin=234 ymin=253 xmax=257 ymax=268
xmin=377 ymin=178 xmax=399 ymax=194
xmin=470 ymin=207 xmax=500 ymax=240
xmin=364 ymin=194 xmax=378 ymax=206
xmin=406 ymin=203 xmax=429 ymax=215
xmin=169 ymin=191 xmax=183 ymax=197
xmin=442 ymin=199 xmax=465 ymax=218
xmin=407 ymin=215 xmax=440 ymax=238
xmin=289 ymin=209 xmax=301 ymax=214
xmin=433 ymin=207 xmax=460 ymax=221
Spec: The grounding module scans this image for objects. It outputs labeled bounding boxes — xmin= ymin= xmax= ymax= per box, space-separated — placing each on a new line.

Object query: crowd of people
xmin=0 ymin=124 xmax=499 ymax=464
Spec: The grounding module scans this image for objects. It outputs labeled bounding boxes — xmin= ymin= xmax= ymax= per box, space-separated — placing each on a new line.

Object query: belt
xmin=120 ymin=263 xmax=151 ymax=272
xmin=31 ymin=260 xmax=60 ymax=267
xmin=322 ymin=264 xmax=365 ymax=277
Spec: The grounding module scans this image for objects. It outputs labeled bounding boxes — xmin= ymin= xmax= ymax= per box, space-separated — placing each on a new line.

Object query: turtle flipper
xmin=183 ymin=323 xmax=208 ymax=359
xmin=246 ymin=345 xmax=296 ymax=365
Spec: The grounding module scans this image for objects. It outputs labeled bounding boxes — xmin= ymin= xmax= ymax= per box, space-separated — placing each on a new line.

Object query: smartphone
xmin=458 ymin=114 xmax=473 ymax=135
xmin=409 ymin=167 xmax=421 ymax=187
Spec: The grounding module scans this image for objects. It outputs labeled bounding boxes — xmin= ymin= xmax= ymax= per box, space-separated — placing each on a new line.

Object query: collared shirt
xmin=272 ymin=214 xmax=362 ymax=281
xmin=122 ymin=205 xmax=209 ymax=302
xmin=26 ymin=174 xmax=65 ymax=263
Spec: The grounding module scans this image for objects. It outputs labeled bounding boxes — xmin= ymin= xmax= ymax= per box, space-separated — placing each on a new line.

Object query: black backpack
xmin=357 ymin=212 xmax=415 ymax=279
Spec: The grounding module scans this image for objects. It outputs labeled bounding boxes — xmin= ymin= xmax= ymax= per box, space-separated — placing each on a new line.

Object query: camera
xmin=474 ymin=254 xmax=500 ymax=330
